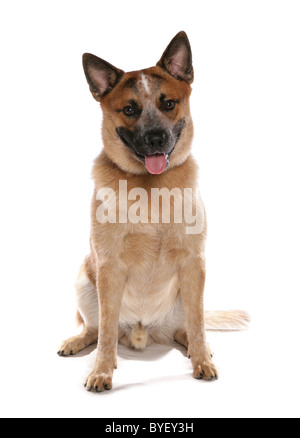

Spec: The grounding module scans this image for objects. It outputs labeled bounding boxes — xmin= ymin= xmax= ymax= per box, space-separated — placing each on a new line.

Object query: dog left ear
xmin=82 ymin=53 xmax=124 ymax=101
xmin=157 ymin=31 xmax=194 ymax=84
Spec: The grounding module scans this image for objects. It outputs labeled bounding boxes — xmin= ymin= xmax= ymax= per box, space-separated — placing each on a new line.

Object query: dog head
xmin=83 ymin=31 xmax=194 ymax=175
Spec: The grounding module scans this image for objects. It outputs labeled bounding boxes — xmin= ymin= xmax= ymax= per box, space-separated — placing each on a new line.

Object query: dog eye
xmin=123 ymin=105 xmax=136 ymax=117
xmin=162 ymin=100 xmax=176 ymax=112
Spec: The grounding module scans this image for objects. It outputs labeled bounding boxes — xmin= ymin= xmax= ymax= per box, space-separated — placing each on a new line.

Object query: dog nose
xmin=144 ymin=130 xmax=167 ymax=149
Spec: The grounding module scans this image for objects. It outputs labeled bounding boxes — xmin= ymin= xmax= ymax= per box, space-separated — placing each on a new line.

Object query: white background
xmin=0 ymin=0 xmax=300 ymax=418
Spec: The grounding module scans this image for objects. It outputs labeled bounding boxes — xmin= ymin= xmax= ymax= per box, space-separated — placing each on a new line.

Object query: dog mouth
xmin=145 ymin=153 xmax=170 ymax=174
xmin=135 ymin=151 xmax=174 ymax=174
xmin=116 ymin=127 xmax=176 ymax=175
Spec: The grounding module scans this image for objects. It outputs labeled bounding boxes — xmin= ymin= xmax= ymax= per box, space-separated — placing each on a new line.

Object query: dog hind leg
xmin=174 ymin=328 xmax=189 ymax=349
xmin=58 ymin=262 xmax=98 ymax=356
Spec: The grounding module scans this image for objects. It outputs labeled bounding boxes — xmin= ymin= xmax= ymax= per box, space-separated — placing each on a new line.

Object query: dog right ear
xmin=82 ymin=54 xmax=124 ymax=101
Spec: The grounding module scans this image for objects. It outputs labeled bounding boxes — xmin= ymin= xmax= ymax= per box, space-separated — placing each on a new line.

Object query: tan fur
xmin=58 ymin=32 xmax=249 ymax=392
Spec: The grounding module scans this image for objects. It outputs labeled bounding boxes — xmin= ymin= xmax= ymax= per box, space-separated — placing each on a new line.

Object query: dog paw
xmin=192 ymin=359 xmax=218 ymax=381
xmin=84 ymin=371 xmax=113 ymax=392
xmin=189 ymin=345 xmax=218 ymax=381
xmin=57 ymin=335 xmax=87 ymax=356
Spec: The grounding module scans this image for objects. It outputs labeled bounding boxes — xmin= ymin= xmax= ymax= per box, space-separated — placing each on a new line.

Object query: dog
xmin=58 ymin=31 xmax=249 ymax=392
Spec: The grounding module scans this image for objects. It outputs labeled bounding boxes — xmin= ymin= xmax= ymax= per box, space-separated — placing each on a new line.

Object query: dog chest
xmin=118 ymin=230 xmax=181 ymax=325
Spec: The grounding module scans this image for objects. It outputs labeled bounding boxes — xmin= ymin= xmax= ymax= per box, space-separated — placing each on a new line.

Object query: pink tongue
xmin=145 ymin=154 xmax=167 ymax=175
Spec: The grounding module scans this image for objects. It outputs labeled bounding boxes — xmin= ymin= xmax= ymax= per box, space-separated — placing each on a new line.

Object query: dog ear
xmin=82 ymin=54 xmax=124 ymax=101
xmin=157 ymin=31 xmax=194 ymax=84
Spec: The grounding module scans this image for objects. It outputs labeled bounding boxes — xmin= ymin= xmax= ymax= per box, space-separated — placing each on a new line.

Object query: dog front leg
xmin=84 ymin=262 xmax=126 ymax=392
xmin=179 ymin=256 xmax=218 ymax=381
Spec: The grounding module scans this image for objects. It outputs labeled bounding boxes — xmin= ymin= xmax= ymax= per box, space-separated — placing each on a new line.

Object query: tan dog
xmin=58 ymin=31 xmax=249 ymax=392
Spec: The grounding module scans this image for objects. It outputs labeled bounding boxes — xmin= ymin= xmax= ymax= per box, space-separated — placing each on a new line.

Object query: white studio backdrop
xmin=0 ymin=0 xmax=299 ymax=418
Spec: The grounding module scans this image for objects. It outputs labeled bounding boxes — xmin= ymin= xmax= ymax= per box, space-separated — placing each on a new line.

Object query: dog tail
xmin=205 ymin=310 xmax=250 ymax=330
